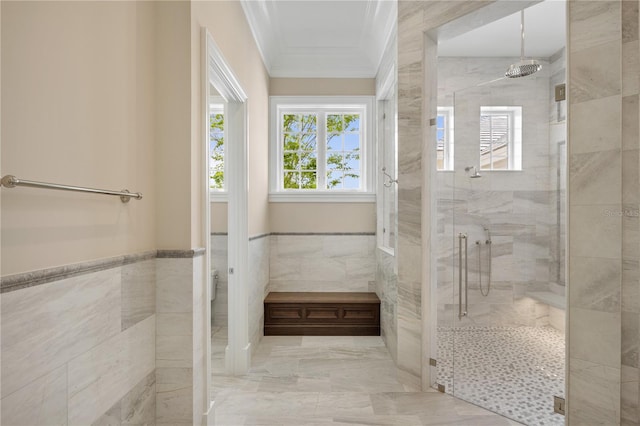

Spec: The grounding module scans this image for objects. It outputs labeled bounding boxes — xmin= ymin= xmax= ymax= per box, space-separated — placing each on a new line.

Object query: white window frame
xmin=269 ymin=96 xmax=375 ymax=202
xmin=436 ymin=106 xmax=454 ymax=171
xmin=209 ymin=97 xmax=227 ymax=201
xmin=479 ymin=106 xmax=522 ymax=171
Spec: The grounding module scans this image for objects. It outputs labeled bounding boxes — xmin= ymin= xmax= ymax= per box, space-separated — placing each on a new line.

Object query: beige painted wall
xmin=211 ymin=202 xmax=228 ymax=233
xmin=156 ymin=1 xmax=194 ymax=250
xmin=1 ymin=1 xmax=157 ymax=275
xmin=192 ymin=1 xmax=270 ymax=238
xmin=269 ymin=77 xmax=377 ymax=233
xmin=270 ymin=203 xmax=375 ymax=233
xmin=270 ymin=78 xmax=376 ymax=96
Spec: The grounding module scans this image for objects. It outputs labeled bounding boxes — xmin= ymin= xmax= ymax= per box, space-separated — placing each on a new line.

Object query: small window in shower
xmin=437 ymin=107 xmax=454 ymax=171
xmin=479 ymin=106 xmax=522 ymax=170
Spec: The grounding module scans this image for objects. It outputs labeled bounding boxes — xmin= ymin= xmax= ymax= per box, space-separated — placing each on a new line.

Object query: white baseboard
xmin=224 ymin=342 xmax=252 ymax=375
xmin=236 ymin=342 xmax=252 ymax=374
xmin=224 ymin=345 xmax=233 ymax=375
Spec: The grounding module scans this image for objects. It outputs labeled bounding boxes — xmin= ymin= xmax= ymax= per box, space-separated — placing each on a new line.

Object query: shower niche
xmin=432 ymin=2 xmax=567 ymax=425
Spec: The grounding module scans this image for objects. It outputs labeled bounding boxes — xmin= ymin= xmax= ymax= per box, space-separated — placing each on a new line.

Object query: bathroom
xmin=0 ymin=0 xmax=638 ymax=425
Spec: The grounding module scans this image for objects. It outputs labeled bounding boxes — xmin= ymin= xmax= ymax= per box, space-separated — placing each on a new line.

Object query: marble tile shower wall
xmin=567 ymin=0 xmax=637 ymax=424
xmin=621 ymin=1 xmax=640 ymax=424
xmin=398 ymin=0 xmax=639 ymax=418
xmin=436 ymin=57 xmax=556 ymax=328
xmin=1 ymin=257 xmax=156 ymax=426
xmin=269 ymin=235 xmax=376 ymax=293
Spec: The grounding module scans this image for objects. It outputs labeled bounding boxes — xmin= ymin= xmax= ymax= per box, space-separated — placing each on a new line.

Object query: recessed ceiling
xmin=438 ymin=1 xmax=566 ymax=58
xmin=240 ymin=0 xmax=396 ymax=78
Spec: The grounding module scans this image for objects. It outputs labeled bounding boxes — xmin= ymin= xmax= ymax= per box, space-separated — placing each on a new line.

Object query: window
xmin=436 ymin=106 xmax=454 ymax=171
xmin=209 ymin=100 xmax=226 ymax=192
xmin=480 ymin=106 xmax=522 ymax=170
xmin=270 ymin=96 xmax=374 ymax=202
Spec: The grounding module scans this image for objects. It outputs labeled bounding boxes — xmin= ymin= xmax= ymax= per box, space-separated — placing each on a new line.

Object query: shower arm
xmin=520 ymin=9 xmax=525 ymax=61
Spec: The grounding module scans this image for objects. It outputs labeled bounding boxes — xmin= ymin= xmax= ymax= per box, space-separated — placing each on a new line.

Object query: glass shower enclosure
xmin=435 ymin=56 xmax=567 ymax=425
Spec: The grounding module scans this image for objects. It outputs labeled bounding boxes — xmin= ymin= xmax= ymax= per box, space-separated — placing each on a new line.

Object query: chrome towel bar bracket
xmin=1 ymin=175 xmax=142 ymax=203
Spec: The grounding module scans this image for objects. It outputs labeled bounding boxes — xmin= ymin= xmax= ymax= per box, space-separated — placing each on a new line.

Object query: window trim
xmin=209 ymin=98 xmax=227 ymax=201
xmin=269 ymin=96 xmax=375 ymax=202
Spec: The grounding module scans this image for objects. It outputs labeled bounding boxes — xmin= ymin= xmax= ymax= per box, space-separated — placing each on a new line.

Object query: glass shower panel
xmin=446 ymin=75 xmax=565 ymax=426
xmin=434 ymin=93 xmax=457 ymax=395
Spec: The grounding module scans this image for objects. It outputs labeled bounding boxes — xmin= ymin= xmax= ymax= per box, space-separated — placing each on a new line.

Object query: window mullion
xmin=492 ymin=116 xmax=497 ymax=170
xmin=508 ymin=112 xmax=514 ymax=170
xmin=317 ymin=112 xmax=327 ymax=190
xmin=490 ymin=116 xmax=495 ymax=170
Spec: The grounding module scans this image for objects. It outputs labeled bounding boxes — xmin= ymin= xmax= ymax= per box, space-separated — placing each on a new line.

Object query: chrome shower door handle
xmin=458 ymin=233 xmax=468 ymax=319
xmin=458 ymin=233 xmax=462 ymax=319
xmin=464 ymin=235 xmax=468 ymax=317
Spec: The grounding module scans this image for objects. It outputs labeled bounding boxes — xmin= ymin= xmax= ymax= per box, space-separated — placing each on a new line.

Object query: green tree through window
xmin=326 ymin=114 xmax=360 ymax=189
xmin=281 ymin=113 xmax=360 ymax=190
xmin=210 ymin=111 xmax=224 ymax=189
xmin=283 ymin=114 xmax=318 ymax=189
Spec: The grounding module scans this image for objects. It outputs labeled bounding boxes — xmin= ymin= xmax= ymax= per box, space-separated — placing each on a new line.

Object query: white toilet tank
xmin=211 ymin=269 xmax=219 ymax=301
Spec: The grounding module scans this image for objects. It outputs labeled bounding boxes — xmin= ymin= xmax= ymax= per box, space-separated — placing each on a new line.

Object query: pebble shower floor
xmin=437 ymin=326 xmax=565 ymax=426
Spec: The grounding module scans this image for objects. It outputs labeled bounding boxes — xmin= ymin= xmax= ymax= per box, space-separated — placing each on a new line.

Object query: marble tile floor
xmin=212 ymin=335 xmax=523 ymax=425
xmin=437 ymin=326 xmax=565 ymax=426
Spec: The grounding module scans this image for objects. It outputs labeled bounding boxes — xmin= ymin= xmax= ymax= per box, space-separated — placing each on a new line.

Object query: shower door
xmin=437 ymin=75 xmax=566 ymax=426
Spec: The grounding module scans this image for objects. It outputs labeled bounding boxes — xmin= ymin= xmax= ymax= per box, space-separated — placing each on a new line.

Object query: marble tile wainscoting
xmin=211 ymin=232 xmax=376 ymax=357
xmin=211 ymin=233 xmax=229 ymax=331
xmin=209 ymin=233 xmax=278 ymax=354
xmin=0 ymin=252 xmax=157 ymax=426
xmin=1 ymin=248 xmax=208 ymax=426
xmin=156 ymin=249 xmax=206 ymax=426
xmin=376 ymin=247 xmax=398 ymax=363
xmin=249 ymin=234 xmax=271 ymax=351
xmin=268 ymin=233 xmax=376 ymax=293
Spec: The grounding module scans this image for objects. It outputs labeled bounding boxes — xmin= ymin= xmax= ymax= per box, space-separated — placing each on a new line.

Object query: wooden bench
xmin=264 ymin=292 xmax=381 ymax=336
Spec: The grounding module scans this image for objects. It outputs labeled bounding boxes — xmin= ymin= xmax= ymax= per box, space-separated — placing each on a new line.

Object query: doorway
xmin=203 ymin=28 xmax=251 ymax=415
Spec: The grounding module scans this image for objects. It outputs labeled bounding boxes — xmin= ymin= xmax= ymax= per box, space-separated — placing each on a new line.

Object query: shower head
xmin=505 ymin=10 xmax=542 ymax=78
xmin=506 ymin=60 xmax=542 ymax=78
xmin=465 ymin=166 xmax=482 ymax=178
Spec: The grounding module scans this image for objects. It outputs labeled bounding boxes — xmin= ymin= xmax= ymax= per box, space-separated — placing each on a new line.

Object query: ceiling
xmin=438 ymin=0 xmax=566 ymax=58
xmin=240 ymin=0 xmax=396 ymax=78
xmin=240 ymin=0 xmax=565 ymax=79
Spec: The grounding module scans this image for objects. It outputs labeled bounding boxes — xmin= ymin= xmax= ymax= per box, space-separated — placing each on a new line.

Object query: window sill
xmin=210 ymin=191 xmax=228 ymax=202
xmin=269 ymin=192 xmax=376 ymax=203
